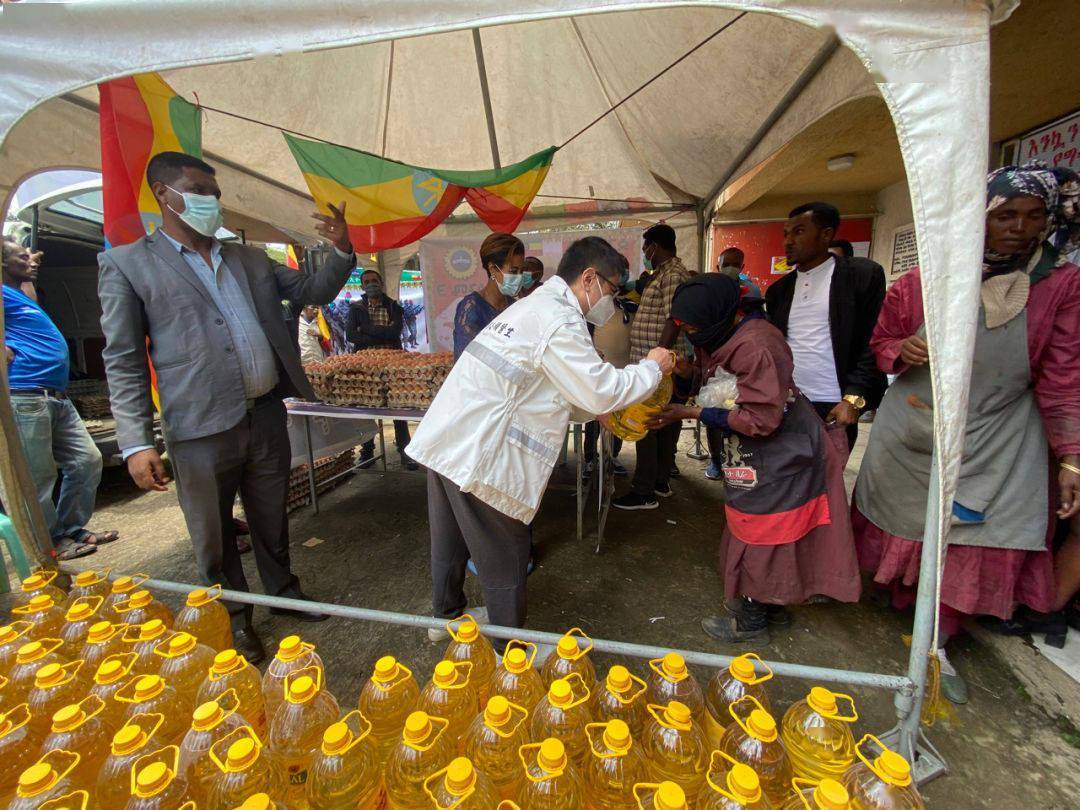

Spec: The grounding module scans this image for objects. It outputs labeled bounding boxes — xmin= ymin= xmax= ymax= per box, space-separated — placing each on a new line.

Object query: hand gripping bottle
xmin=384 ymin=710 xmax=455 ymax=809
xmin=489 ymin=641 xmax=546 ymax=712
xmin=463 ymin=695 xmax=529 ymax=799
xmin=640 ymin=701 xmax=709 ymax=805
xmin=26 ymin=660 xmax=86 ymax=737
xmin=0 ymin=704 xmax=44 ymax=791
xmin=262 ymin=634 xmax=324 ymax=722
xmin=103 ymin=574 xmax=150 ymax=618
xmin=610 ymin=373 xmax=674 ymax=441
xmin=90 ymin=652 xmax=140 ymax=732
xmin=424 ymin=756 xmax=500 ymax=809
xmin=65 ymin=568 xmax=112 ymax=607
xmin=358 ymin=655 xmax=421 ymax=764
xmin=13 ymin=570 xmax=66 ymax=608
xmin=0 ymin=622 xmax=36 ymax=671
xmin=306 ymin=710 xmax=384 ymax=810
xmin=840 ymin=735 xmax=925 ymax=810
xmin=114 ymin=589 xmax=174 ymax=629
xmin=268 ymin=666 xmax=341 ymax=806
xmin=705 ymin=654 xmax=773 ymax=750
xmin=116 ymin=674 xmax=188 ymax=743
xmin=514 ymin=737 xmax=584 ymax=810
xmin=418 ymin=660 xmax=479 ymax=746
xmin=96 ymin=713 xmax=167 ymax=809
xmin=174 ymin=585 xmax=233 ymax=652
xmin=178 ymin=689 xmax=248 ymax=801
xmin=529 ymin=674 xmax=593 ymax=767
xmin=701 ymin=750 xmax=773 ymax=809
xmin=123 ymin=619 xmax=171 ymax=676
xmin=443 ymin=614 xmax=497 ymax=706
xmin=58 ymin=597 xmax=103 ymax=648
xmin=208 ymin=725 xmax=284 ymax=807
xmin=79 ymin=620 xmax=126 ymax=673
xmin=155 ymin=631 xmax=217 ymax=710
xmin=582 ymin=718 xmax=650 ymax=809
xmin=4 ymin=750 xmax=81 ymax=810
xmin=9 ymin=639 xmax=67 ymax=703
xmin=39 ymin=695 xmax=109 ymax=789
xmin=126 ymin=745 xmax=193 ymax=810
xmin=781 ymin=687 xmax=858 ymax=782
xmin=783 ymin=777 xmax=850 ymax=810
xmin=593 ymin=664 xmax=649 ymax=740
xmin=11 ymin=594 xmax=66 ymax=640
xmin=540 ymin=628 xmax=596 ymax=689
xmin=197 ymin=649 xmax=269 ymax=739
xmin=646 ymin=653 xmax=705 ymax=722
xmin=633 ymin=780 xmax=689 ymax=809
xmin=719 ymin=696 xmax=793 ymax=807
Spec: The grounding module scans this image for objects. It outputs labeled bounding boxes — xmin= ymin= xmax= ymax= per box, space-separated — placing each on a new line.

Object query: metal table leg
xmin=304 ymin=416 xmax=319 ymax=515
xmin=574 ymin=424 xmax=583 ymax=541
xmin=596 ymin=429 xmax=614 ymax=554
xmin=378 ymin=418 xmax=388 ymax=471
xmin=687 ymin=419 xmax=709 ymax=460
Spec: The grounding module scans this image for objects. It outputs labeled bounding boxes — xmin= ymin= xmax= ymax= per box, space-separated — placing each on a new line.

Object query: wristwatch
xmin=843 ymin=394 xmax=867 ymax=411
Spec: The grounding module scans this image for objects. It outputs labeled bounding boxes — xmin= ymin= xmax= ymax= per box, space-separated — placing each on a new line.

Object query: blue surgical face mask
xmin=166 ymin=185 xmax=223 ymax=237
xmin=498 ymin=270 xmax=523 ymax=297
xmin=643 ymin=246 xmax=655 ymax=272
xmin=363 ymin=280 xmax=383 ymax=296
xmin=521 ymin=273 xmax=537 ymax=290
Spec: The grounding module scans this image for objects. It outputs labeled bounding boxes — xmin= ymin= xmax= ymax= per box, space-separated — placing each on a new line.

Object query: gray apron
xmin=855 ymin=309 xmax=1047 ymax=550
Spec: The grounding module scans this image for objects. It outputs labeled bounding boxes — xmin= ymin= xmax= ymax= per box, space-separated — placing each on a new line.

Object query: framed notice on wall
xmin=890 ymin=224 xmax=918 ymax=283
xmin=1001 ymin=109 xmax=1080 ymax=170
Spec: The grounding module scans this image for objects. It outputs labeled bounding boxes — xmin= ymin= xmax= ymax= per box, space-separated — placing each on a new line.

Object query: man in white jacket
xmin=407 ymin=236 xmax=675 ymax=632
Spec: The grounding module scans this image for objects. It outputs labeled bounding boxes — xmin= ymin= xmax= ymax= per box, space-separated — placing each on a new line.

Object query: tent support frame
xmin=471 ymin=28 xmax=502 ymax=170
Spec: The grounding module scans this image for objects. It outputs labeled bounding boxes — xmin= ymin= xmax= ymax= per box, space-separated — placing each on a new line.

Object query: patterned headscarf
xmin=984 ymin=161 xmax=1058 ymax=273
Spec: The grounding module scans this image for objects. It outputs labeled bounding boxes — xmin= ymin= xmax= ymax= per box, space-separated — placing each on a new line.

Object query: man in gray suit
xmin=98 ymin=151 xmax=355 ymax=662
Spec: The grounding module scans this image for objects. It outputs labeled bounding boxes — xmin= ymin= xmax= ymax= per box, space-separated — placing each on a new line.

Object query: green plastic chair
xmin=0 ymin=513 xmax=34 ymax=592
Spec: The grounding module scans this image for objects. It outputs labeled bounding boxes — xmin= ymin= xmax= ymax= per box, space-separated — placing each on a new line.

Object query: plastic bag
xmin=697 ymin=367 xmax=738 ymax=409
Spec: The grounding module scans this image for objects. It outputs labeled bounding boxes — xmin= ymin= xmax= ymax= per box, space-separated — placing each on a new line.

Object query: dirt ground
xmin=9 ymin=427 xmax=1079 ymax=808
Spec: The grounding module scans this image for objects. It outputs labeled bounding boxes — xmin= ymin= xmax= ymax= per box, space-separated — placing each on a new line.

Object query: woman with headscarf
xmin=852 ymin=163 xmax=1080 ymax=703
xmin=646 ymin=274 xmax=861 ymax=645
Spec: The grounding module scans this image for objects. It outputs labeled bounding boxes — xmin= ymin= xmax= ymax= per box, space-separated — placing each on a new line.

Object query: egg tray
xmin=306 ymin=350 xmax=454 ymax=407
xmin=287 ymin=448 xmax=356 ymax=512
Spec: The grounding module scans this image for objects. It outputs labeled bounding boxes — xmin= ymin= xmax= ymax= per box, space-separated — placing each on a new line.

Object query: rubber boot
xmin=701 ymin=597 xmax=770 ymax=644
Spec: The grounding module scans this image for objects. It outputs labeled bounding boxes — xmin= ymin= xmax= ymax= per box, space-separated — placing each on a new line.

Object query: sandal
xmin=69 ymin=528 xmax=120 ymax=546
xmin=54 ymin=539 xmax=97 ymax=561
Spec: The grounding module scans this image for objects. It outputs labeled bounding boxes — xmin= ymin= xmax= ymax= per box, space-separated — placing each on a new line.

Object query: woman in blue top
xmin=453 ymin=233 xmax=525 ymax=360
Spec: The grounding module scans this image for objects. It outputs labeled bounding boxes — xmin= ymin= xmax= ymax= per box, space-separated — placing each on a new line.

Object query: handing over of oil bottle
xmin=605 ymin=350 xmax=679 ymax=442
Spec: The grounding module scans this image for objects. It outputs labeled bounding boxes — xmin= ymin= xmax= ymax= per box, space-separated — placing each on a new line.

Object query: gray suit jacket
xmin=98 ymin=231 xmax=353 ymax=449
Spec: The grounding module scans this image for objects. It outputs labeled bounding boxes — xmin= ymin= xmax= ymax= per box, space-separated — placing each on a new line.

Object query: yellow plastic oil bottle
xmin=268 ymin=666 xmax=341 ymax=806
xmin=781 ymin=687 xmax=858 ymax=782
xmin=840 ymin=735 xmax=925 ymax=810
xmin=530 ymin=674 xmax=593 ymax=767
xmin=178 ymin=689 xmax=248 ymax=801
xmin=700 ymin=750 xmax=772 ymax=809
xmin=261 ymin=634 xmax=324 ymax=722
xmin=208 ymin=726 xmax=285 ymax=807
xmin=705 ymin=654 xmax=773 ymax=750
xmin=782 ymin=777 xmax=851 ymax=810
xmin=306 ymin=710 xmax=384 ymax=810
xmin=114 ymin=589 xmax=174 ymax=628
xmin=78 ymin=620 xmax=126 ymax=673
xmin=640 ymin=700 xmax=709 ymax=805
xmin=719 ymin=696 xmax=793 ymax=807
xmin=155 ymin=631 xmax=217 ymax=710
xmin=8 ymin=639 xmax=66 ymax=703
xmin=423 ymin=756 xmax=500 ymax=809
xmin=514 ymin=737 xmax=584 ymax=809
xmin=26 ymin=660 xmax=86 ymax=736
xmin=582 ymin=718 xmax=650 ymax=809
xmin=540 ymin=628 xmax=596 ymax=689
xmin=14 ymin=571 xmax=67 ymax=608
xmin=123 ymin=618 xmax=171 ymax=676
xmin=39 ymin=695 xmax=109 ymax=789
xmin=34 ymin=788 xmax=90 ymax=810
xmin=116 ymin=674 xmax=189 ymax=743
xmin=417 ymin=660 xmax=479 ymax=746
xmin=443 ymin=614 xmax=497 ymax=706
xmin=592 ymin=665 xmax=649 ymax=741
xmin=463 ymin=694 xmax=529 ymax=799
xmin=57 ymin=597 xmax=102 ymax=649
xmin=0 ymin=622 xmax=36 ymax=671
xmin=357 ymin=655 xmax=421 ymax=764
xmin=0 ymin=704 xmax=44 ymax=793
xmin=173 ymin=585 xmax=233 ymax=652
xmin=4 ymin=750 xmax=81 ymax=810
xmin=489 ymin=641 xmax=546 ymax=712
xmin=609 ymin=374 xmax=674 ymax=442
xmin=103 ymin=573 xmax=149 ymax=617
xmin=11 ymin=594 xmax=66 ymax=640
xmin=96 ymin=713 xmax=167 ymax=809
xmin=646 ymin=653 xmax=705 ymax=722
xmin=127 ymin=745 xmax=193 ymax=809
xmin=65 ymin=568 xmax=112 ymax=607
xmin=89 ymin=651 xmax=140 ymax=733
xmin=197 ymin=649 xmax=269 ymax=739
xmin=633 ymin=780 xmax=689 ymax=809
xmin=383 ymin=710 xmax=455 ymax=809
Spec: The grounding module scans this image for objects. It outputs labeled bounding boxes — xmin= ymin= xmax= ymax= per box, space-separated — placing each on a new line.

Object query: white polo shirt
xmin=786 ymin=256 xmax=841 ymax=402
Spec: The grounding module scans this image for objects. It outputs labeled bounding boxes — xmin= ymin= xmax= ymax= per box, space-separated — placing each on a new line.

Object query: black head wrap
xmin=670 ymin=274 xmax=752 ymax=353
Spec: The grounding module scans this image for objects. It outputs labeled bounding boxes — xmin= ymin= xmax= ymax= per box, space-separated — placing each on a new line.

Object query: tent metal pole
xmin=471 ymin=28 xmax=501 ymax=171
xmin=695 ymin=204 xmax=708 ymax=276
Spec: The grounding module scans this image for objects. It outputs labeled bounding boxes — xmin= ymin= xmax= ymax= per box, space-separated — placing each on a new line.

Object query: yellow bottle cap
xmin=240 ymin=795 xmax=273 ymax=810
xmin=168 ymin=633 xmax=197 ymax=655
xmin=74 ymin=570 xmax=102 ymax=587
xmin=372 ymin=655 xmax=399 ymax=682
xmin=113 ymin=724 xmax=147 ymax=755
xmin=656 ymin=781 xmax=687 ymax=809
xmin=445 ymin=757 xmax=476 ymax=796
xmin=875 ymin=750 xmax=912 ymax=786
xmin=538 ymin=738 xmax=565 ymax=772
xmin=433 ymin=660 xmax=457 ymax=688
xmin=186 ymin=588 xmax=211 ymax=607
xmin=607 ymin=665 xmax=632 ymax=693
xmin=729 ymin=655 xmax=756 ymax=682
xmin=128 ymin=590 xmax=153 ymax=608
xmin=212 ymin=649 xmax=241 ymax=674
xmin=134 ymin=675 xmax=165 ymax=700
xmin=456 ymin=620 xmax=479 ymax=642
xmin=87 ymin=621 xmax=114 ymax=643
xmin=51 ymin=704 xmax=85 ymax=732
xmin=322 ymin=721 xmax=352 ymax=754
xmin=277 ymin=635 xmax=304 ymax=661
xmin=807 ymin=686 xmax=838 ymax=716
xmin=65 ymin=602 xmax=95 ymax=622
xmin=21 ymin=573 xmax=49 ymax=591
xmin=549 ymin=678 xmax=572 ymax=707
xmin=0 ymin=625 xmax=18 ymax=643
xmin=665 ymin=700 xmax=692 ymax=727
xmin=485 ymin=696 xmax=511 ymax=726
xmin=16 ymin=641 xmax=46 ymax=662
xmin=662 ymin=652 xmax=686 ymax=678
xmin=747 ymin=708 xmax=777 ymax=742
xmin=18 ymin=762 xmax=57 ymax=795
xmin=227 ymin=737 xmax=259 ymax=769
xmin=603 ymin=719 xmax=631 ymax=752
xmin=27 ymin=594 xmax=54 ymax=611
xmin=138 ymin=619 xmax=166 ymax=641
xmin=815 ymin=778 xmax=850 ymax=810
xmin=289 ymin=675 xmax=317 ymax=703
xmin=556 ymin=635 xmax=579 ymax=658
xmin=96 ymin=658 xmax=126 ymax=684
xmin=504 ymin=648 xmax=529 ymax=673
xmin=112 ymin=576 xmax=136 ymax=593
xmin=136 ymin=761 xmax=170 ymax=795
xmin=35 ymin=662 xmax=64 ymax=687
xmin=192 ymin=700 xmax=224 ymax=731
xmin=403 ymin=711 xmax=431 ymax=743
xmin=729 ymin=763 xmax=761 ymax=801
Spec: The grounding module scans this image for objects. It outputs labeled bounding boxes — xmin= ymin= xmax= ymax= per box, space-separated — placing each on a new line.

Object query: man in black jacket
xmin=345 ymin=268 xmax=417 ymax=469
xmin=765 ymin=202 xmax=886 ymax=449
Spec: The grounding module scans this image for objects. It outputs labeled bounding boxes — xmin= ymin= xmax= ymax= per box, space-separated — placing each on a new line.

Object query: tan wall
xmin=870 ymin=180 xmax=914 ymax=281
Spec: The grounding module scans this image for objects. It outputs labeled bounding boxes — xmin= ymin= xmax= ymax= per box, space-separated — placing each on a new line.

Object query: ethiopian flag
xmin=99 ymin=72 xmax=202 ymax=247
xmin=284 ymin=133 xmax=555 ymax=251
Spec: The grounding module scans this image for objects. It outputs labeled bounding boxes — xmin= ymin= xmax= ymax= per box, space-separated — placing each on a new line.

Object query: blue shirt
xmin=3 ymin=284 xmax=69 ymax=391
xmin=453 ymin=291 xmax=502 ymax=361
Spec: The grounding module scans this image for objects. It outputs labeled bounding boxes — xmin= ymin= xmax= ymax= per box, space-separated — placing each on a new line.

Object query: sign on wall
xmin=1004 ymin=110 xmax=1080 ymax=170
xmin=889 ymin=223 xmax=919 ymax=282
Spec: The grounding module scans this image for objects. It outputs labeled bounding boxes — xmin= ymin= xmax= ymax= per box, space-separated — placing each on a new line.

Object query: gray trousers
xmin=168 ymin=397 xmax=301 ymax=629
xmin=428 ymin=470 xmax=531 ymax=630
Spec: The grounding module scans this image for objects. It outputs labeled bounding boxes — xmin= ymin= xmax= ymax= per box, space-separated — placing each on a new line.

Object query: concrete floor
xmin=10 ymin=428 xmax=1080 ymax=808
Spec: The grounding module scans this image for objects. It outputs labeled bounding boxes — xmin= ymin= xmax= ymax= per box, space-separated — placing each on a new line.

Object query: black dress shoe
xmin=270 ymin=594 xmax=330 ymax=622
xmin=233 ymin=626 xmax=266 ymax=665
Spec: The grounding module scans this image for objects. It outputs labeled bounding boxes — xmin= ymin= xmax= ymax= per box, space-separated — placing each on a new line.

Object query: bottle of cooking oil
xmin=0 ymin=704 xmax=44 ymax=793
xmin=423 ymin=756 xmax=500 ymax=808
xmin=89 ymin=652 xmax=140 ymax=733
xmin=115 ymin=674 xmax=188 ymax=743
xmin=700 ymin=749 xmax=772 ymax=809
xmin=515 ymin=737 xmax=584 ymax=809
xmin=444 ymin=614 xmax=497 ymax=706
xmin=126 ymin=745 xmax=192 ymax=809
xmin=582 ymin=718 xmax=649 ymax=809
xmin=155 ymin=631 xmax=216 ymax=711
xmin=530 ymin=674 xmax=593 ymax=767
xmin=79 ymin=620 xmax=126 ymax=673
xmin=358 ymin=655 xmax=421 ymax=764
xmin=114 ymin=589 xmax=174 ymax=628
xmin=5 ymin=750 xmax=81 ymax=810
xmin=609 ymin=373 xmax=674 ymax=442
xmin=122 ymin=619 xmax=171 ymax=676
xmin=418 ymin=660 xmax=479 ymax=746
xmin=384 ymin=710 xmax=455 ymax=809
xmin=58 ymin=597 xmax=103 ymax=648
xmin=236 ymin=795 xmax=281 ymax=810
xmin=633 ymin=780 xmax=689 ymax=809
xmin=103 ymin=573 xmax=149 ymax=617
xmin=262 ymin=635 xmax=324 ymax=722
xmin=593 ymin=665 xmax=649 ymax=740
xmin=540 ymin=628 xmax=596 ymax=689
xmin=782 ymin=777 xmax=850 ymax=809
xmin=13 ymin=570 xmax=66 ymax=608
xmin=178 ymin=689 xmax=247 ymax=801
xmin=705 ymin=654 xmax=773 ymax=750
xmin=306 ymin=710 xmax=384 ymax=810
xmin=268 ymin=666 xmax=341 ymax=806
xmin=464 ymin=695 xmax=529 ymax=799
xmin=26 ymin=660 xmax=86 ymax=736
xmin=39 ymin=695 xmax=108 ymax=789
xmin=646 ymin=653 xmax=704 ymax=722
xmin=65 ymin=568 xmax=112 ymax=607
xmin=840 ymin=735 xmax=925 ymax=810
xmin=640 ymin=701 xmax=709 ymax=805
xmin=490 ymin=641 xmax=546 ymax=712
xmin=11 ymin=595 xmax=66 ymax=640
xmin=8 ymin=639 xmax=66 ymax=703
xmin=0 ymin=622 xmax=35 ymax=672
xmin=719 ymin=695 xmax=793 ymax=807
xmin=208 ymin=726 xmax=285 ymax=807
xmin=782 ymin=687 xmax=858 ymax=782
xmin=173 ymin=585 xmax=233 ymax=652
xmin=196 ymin=649 xmax=269 ymax=739
xmin=96 ymin=713 xmax=167 ymax=809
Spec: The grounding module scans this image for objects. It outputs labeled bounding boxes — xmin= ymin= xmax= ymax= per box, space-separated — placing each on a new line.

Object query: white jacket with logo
xmin=407 ymin=275 xmax=662 ymax=523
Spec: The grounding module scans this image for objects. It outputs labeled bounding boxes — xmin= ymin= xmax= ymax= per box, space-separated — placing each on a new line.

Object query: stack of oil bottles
xmin=0 ymin=576 xmax=928 ymax=810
